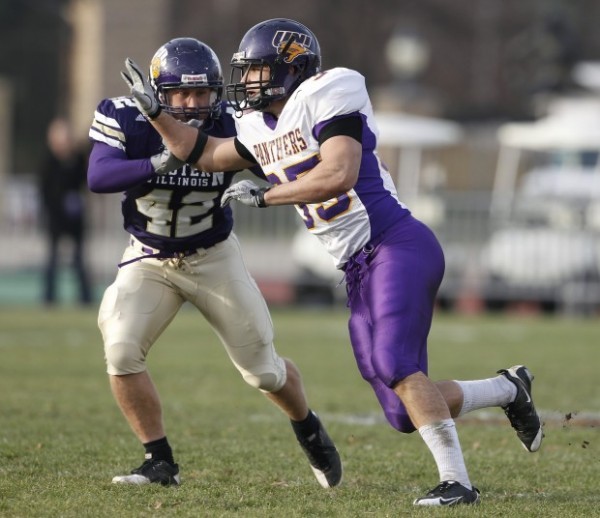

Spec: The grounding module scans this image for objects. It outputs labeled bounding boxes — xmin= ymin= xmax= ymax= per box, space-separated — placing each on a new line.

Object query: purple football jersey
xmin=88 ymin=98 xmax=257 ymax=252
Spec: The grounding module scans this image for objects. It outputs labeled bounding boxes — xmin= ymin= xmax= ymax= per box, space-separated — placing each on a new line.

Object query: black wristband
xmin=256 ymin=187 xmax=270 ymax=207
xmin=147 ymin=104 xmax=162 ymax=120
xmin=186 ymin=130 xmax=208 ymax=164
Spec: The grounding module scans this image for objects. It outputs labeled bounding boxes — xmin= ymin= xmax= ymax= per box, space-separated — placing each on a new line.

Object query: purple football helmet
xmin=150 ymin=38 xmax=223 ymax=121
xmin=226 ymin=18 xmax=321 ymax=112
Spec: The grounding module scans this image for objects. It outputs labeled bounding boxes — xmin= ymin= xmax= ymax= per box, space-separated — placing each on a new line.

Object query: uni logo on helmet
xmin=273 ymin=31 xmax=312 ymax=63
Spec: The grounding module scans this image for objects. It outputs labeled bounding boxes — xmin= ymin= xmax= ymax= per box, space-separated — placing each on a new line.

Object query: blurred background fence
xmin=2 ymin=0 xmax=600 ymax=315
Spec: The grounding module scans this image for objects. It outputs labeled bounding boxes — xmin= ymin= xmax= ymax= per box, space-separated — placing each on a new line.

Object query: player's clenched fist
xmin=221 ymin=180 xmax=270 ymax=208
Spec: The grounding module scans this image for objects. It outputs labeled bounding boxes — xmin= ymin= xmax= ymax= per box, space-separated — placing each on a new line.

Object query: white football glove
xmin=149 ymin=148 xmax=184 ymax=175
xmin=121 ymin=57 xmax=161 ymax=119
xmin=149 ymin=120 xmax=202 ymax=175
xmin=221 ymin=180 xmax=270 ymax=208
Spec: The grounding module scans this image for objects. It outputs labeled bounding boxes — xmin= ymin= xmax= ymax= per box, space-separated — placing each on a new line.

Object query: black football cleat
xmin=413 ymin=480 xmax=480 ymax=506
xmin=295 ymin=414 xmax=342 ymax=488
xmin=497 ymin=365 xmax=543 ymax=452
xmin=112 ymin=458 xmax=180 ymax=486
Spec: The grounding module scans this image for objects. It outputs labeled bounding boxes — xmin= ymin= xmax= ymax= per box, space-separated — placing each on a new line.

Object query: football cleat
xmin=497 ymin=365 xmax=543 ymax=452
xmin=295 ymin=416 xmax=342 ymax=488
xmin=413 ymin=480 xmax=480 ymax=506
xmin=112 ymin=458 xmax=180 ymax=486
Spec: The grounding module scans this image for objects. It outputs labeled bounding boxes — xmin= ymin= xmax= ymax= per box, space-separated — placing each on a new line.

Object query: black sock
xmin=291 ymin=410 xmax=320 ymax=440
xmin=143 ymin=436 xmax=175 ymax=465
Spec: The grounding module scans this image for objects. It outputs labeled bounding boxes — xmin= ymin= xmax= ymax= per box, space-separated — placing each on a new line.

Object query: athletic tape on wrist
xmin=186 ymin=130 xmax=208 ymax=164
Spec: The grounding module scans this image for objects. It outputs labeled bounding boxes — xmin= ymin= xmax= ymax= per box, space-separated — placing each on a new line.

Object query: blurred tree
xmin=503 ymin=4 xmax=580 ymax=118
xmin=0 ymin=0 xmax=71 ymax=174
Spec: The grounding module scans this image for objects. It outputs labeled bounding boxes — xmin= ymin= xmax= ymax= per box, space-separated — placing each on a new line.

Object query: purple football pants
xmin=344 ymin=215 xmax=445 ymax=433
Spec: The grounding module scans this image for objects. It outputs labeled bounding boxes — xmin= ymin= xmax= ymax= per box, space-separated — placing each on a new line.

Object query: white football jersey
xmin=235 ymin=67 xmax=410 ymax=267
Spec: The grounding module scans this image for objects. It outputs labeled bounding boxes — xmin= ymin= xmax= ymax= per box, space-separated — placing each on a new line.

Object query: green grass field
xmin=0 ymin=306 xmax=598 ymax=517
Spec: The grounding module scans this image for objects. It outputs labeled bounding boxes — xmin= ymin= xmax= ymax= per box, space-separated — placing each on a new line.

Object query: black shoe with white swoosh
xmin=112 ymin=458 xmax=180 ymax=486
xmin=497 ymin=365 xmax=543 ymax=452
xmin=413 ymin=481 xmax=480 ymax=506
xmin=295 ymin=414 xmax=342 ymax=488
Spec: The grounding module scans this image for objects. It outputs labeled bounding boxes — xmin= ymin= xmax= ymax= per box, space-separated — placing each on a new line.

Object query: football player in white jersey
xmin=89 ymin=37 xmax=341 ymax=488
xmin=121 ymin=20 xmax=542 ymax=505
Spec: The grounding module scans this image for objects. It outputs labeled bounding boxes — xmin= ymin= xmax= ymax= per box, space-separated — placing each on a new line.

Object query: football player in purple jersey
xmin=88 ymin=37 xmax=341 ymax=488
xmin=121 ymin=20 xmax=543 ymax=505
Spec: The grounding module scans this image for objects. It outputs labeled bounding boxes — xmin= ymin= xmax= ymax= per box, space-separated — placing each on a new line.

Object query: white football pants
xmin=98 ymin=233 xmax=287 ymax=392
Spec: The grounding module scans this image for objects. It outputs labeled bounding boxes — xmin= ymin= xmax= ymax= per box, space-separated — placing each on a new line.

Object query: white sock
xmin=418 ymin=419 xmax=471 ymax=489
xmin=455 ymin=375 xmax=517 ymax=417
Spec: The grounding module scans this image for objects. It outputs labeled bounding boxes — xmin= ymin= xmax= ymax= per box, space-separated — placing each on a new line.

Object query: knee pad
xmin=104 ymin=341 xmax=146 ymax=375
xmin=238 ymin=353 xmax=287 ymax=393
xmin=242 ymin=369 xmax=286 ymax=393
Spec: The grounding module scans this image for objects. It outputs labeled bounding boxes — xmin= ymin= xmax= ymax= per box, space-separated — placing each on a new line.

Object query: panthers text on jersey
xmin=88 ymin=98 xmax=253 ymax=253
xmin=234 ymin=67 xmax=411 ymax=268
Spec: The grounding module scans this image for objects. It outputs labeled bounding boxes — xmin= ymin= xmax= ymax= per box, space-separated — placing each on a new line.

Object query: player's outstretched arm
xmin=121 ymin=57 xmax=250 ymax=172
xmin=221 ymin=135 xmax=360 ymax=209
